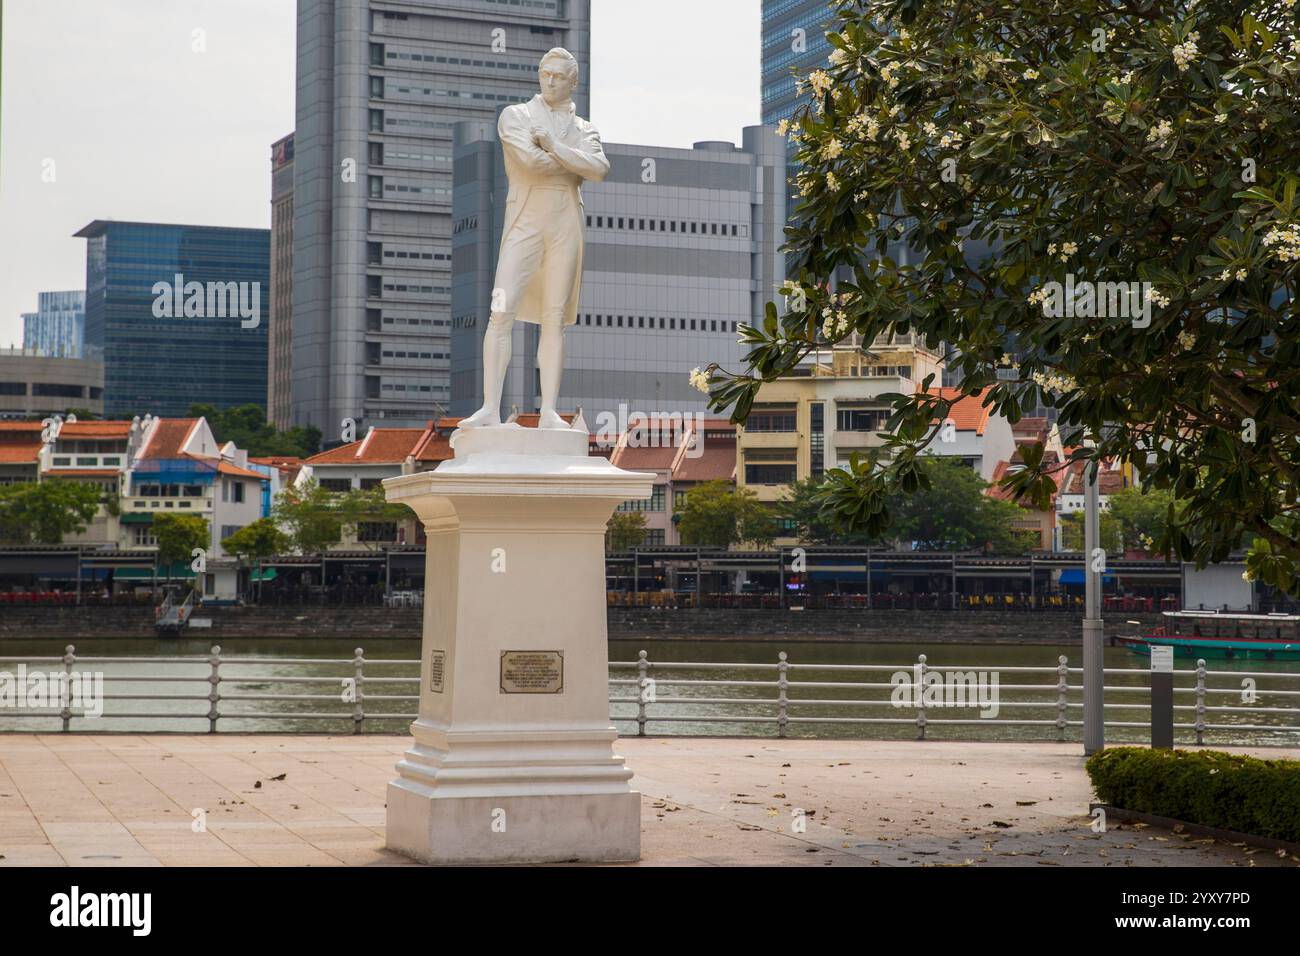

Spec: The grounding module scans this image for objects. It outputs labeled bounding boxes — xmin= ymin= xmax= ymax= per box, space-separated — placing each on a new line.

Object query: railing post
xmin=916 ymin=653 xmax=927 ymax=740
xmin=61 ymin=644 xmax=75 ymax=732
xmin=353 ymin=647 xmax=366 ymax=735
xmin=207 ymin=645 xmax=222 ymax=734
xmin=636 ymin=650 xmax=648 ymax=737
xmin=777 ymin=651 xmax=789 ymax=738
xmin=1194 ymin=658 xmax=1206 ymax=746
xmin=1056 ymin=655 xmax=1069 ymax=742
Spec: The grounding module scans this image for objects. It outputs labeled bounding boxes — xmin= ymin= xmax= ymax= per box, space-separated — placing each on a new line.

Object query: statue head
xmin=538 ymin=47 xmax=579 ymax=107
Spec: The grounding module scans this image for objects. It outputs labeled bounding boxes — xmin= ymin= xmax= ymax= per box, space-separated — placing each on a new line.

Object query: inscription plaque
xmin=429 ymin=649 xmax=446 ymax=693
xmin=500 ymin=650 xmax=564 ymax=694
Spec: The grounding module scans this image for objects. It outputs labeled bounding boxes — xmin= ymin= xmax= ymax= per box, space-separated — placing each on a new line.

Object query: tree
xmin=152 ymin=513 xmax=209 ymax=590
xmin=606 ymin=511 xmax=648 ymax=551
xmin=337 ymin=484 xmax=413 ymax=550
xmin=889 ymin=458 xmax=1033 ymax=552
xmin=779 ymin=476 xmax=883 ymax=544
xmin=0 ymin=480 xmax=101 ymax=544
xmin=675 ymin=481 xmax=778 ymax=549
xmin=221 ymin=518 xmax=289 ymax=560
xmin=1059 ymin=511 xmax=1124 ymax=553
xmin=190 ymin=403 xmax=321 ymax=458
xmin=705 ymin=2 xmax=1300 ymax=592
xmin=1106 ymin=485 xmax=1183 ymax=552
xmin=273 ymin=480 xmax=342 ymax=554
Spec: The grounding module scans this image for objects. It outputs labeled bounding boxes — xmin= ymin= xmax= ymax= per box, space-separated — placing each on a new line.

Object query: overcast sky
xmin=0 ymin=0 xmax=761 ymax=346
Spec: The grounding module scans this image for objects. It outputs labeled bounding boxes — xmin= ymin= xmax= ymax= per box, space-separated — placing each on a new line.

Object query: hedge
xmin=1086 ymin=747 xmax=1300 ymax=843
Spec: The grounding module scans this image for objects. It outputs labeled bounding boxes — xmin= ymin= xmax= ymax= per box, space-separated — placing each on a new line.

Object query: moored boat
xmin=1115 ymin=610 xmax=1300 ymax=662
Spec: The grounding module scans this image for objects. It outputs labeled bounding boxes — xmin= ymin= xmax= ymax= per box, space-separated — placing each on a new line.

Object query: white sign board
xmin=1149 ymin=645 xmax=1174 ymax=673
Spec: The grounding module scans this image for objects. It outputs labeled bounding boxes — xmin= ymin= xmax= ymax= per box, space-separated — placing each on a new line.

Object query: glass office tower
xmin=76 ymin=220 xmax=270 ymax=418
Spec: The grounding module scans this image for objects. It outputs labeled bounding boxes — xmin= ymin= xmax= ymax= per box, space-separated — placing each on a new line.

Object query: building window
xmin=746 ymin=404 xmax=797 ymax=432
xmin=618 ymin=485 xmax=666 ymax=512
xmin=232 ymin=482 xmax=245 ymax=504
xmin=369 ymin=109 xmax=384 ymax=132
xmin=320 ymin=478 xmax=352 ymax=493
xmin=370 ymin=76 xmax=384 ymax=98
xmin=134 ymin=526 xmax=157 ymax=547
xmin=810 ymin=402 xmax=825 ymax=478
xmin=744 ymin=463 xmax=797 ymax=485
xmin=836 ymin=407 xmax=891 ymax=432
xmin=358 ymin=522 xmax=398 ymax=542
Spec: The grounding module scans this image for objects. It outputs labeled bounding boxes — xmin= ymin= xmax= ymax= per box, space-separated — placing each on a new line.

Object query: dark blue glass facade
xmin=761 ymin=0 xmax=834 ymax=130
xmin=78 ymin=221 xmax=270 ymax=417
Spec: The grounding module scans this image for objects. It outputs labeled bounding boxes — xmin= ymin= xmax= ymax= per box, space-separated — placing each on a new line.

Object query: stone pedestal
xmin=382 ymin=424 xmax=652 ymax=864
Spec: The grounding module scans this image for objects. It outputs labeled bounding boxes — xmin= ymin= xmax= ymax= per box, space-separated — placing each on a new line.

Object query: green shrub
xmin=1086 ymin=747 xmax=1300 ymax=843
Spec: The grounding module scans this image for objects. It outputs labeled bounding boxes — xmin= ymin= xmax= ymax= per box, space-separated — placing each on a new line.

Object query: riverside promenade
xmin=1 ymin=736 xmax=1296 ymax=867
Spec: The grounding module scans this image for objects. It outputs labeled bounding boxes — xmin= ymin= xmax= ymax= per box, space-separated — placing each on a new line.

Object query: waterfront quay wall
xmin=0 ymin=605 xmax=1161 ymax=644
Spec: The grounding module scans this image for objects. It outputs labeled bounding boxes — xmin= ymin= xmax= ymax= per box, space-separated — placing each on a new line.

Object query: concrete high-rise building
xmin=268 ymin=133 xmax=296 ymax=428
xmin=449 ymin=124 xmax=787 ymax=423
xmin=75 ymin=220 xmax=270 ymax=418
xmin=291 ymin=0 xmax=591 ymax=435
xmin=21 ymin=290 xmax=86 ymax=358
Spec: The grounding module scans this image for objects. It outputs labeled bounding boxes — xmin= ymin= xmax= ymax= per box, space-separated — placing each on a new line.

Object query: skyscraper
xmin=268 ymin=133 xmax=296 ymax=429
xmin=76 ymin=220 xmax=270 ymax=418
xmin=761 ymin=0 xmax=834 ymax=134
xmin=450 ymin=123 xmax=786 ymax=423
xmin=21 ymin=290 xmax=86 ymax=358
xmin=291 ymin=0 xmax=592 ymax=435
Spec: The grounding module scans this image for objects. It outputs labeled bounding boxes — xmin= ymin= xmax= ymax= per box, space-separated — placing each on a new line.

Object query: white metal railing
xmin=0 ymin=647 xmax=1296 ymax=745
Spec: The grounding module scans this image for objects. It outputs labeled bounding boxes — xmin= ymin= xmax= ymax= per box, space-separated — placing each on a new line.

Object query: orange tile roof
xmin=43 ymin=468 xmax=120 ymax=477
xmin=217 ymin=461 xmax=269 ymax=481
xmin=0 ymin=422 xmax=44 ymax=434
xmin=921 ymin=386 xmax=993 ymax=435
xmin=0 ymin=442 xmax=42 ymax=464
xmin=673 ymin=436 xmax=737 ymax=483
xmin=1057 ymin=459 xmax=1128 ymax=496
xmin=140 ymin=419 xmax=199 ymax=459
xmin=248 ymin=456 xmax=302 ymax=474
xmin=59 ymin=421 xmax=132 ymax=438
xmin=304 ymin=427 xmax=430 ymax=465
xmin=612 ymin=443 xmax=678 ymax=471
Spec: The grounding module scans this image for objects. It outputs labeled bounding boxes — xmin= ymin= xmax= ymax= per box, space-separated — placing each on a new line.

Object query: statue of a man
xmin=458 ymin=47 xmax=609 ymax=431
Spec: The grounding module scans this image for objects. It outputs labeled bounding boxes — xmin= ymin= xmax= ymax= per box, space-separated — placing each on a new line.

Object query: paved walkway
xmin=1 ymin=736 xmax=1295 ymax=867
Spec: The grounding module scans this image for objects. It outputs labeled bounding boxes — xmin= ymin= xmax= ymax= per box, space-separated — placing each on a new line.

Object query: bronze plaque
xmin=499 ymin=650 xmax=564 ymax=694
xmin=429 ymin=649 xmax=446 ymax=693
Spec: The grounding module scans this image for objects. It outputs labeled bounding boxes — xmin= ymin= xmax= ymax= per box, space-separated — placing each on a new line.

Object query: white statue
xmin=458 ymin=47 xmax=609 ymax=431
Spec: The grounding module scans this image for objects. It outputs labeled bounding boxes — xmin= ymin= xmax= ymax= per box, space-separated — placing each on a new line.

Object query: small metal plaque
xmin=500 ymin=650 xmax=564 ymax=694
xmin=1150 ymin=645 xmax=1174 ymax=673
xmin=429 ymin=649 xmax=446 ymax=693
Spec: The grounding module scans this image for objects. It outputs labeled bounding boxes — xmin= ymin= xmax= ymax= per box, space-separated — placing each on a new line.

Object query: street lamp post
xmin=1083 ymin=455 xmax=1105 ymax=755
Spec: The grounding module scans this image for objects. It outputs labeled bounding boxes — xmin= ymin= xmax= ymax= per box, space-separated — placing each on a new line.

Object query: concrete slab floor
xmin=0 ymin=736 xmax=1296 ymax=868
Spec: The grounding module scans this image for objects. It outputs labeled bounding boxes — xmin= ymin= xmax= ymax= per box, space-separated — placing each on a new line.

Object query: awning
xmin=1059 ymin=569 xmax=1116 ymax=585
xmin=120 ymin=513 xmax=153 ymax=524
xmin=251 ymin=567 xmax=277 ymax=581
xmin=115 ymin=566 xmax=195 ymax=580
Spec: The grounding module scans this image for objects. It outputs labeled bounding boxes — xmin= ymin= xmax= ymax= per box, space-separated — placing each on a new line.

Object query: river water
xmin=0 ymin=637 xmax=1296 ymax=748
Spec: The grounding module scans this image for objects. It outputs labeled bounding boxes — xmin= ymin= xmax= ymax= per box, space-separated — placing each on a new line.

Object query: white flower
xmin=826 ymin=171 xmax=840 ymax=191
xmin=1263 ymin=224 xmax=1300 ymax=262
xmin=1214 ymin=113 xmax=1227 ymax=124
xmin=1145 ymin=286 xmax=1171 ymax=309
xmin=922 ymin=121 xmax=938 ymax=138
xmin=808 ymin=69 xmax=833 ymax=97
xmin=1146 ymin=119 xmax=1174 ymax=147
xmin=1235 ymin=269 xmax=1248 ymax=281
xmin=1172 ymin=37 xmax=1198 ymax=72
xmin=776 ymin=119 xmax=790 ymax=136
xmin=1022 ymin=68 xmax=1039 ymax=80
xmin=1291 ymin=38 xmax=1300 ymax=54
xmin=688 ymin=368 xmax=711 ymax=394
xmin=829 ymin=48 xmax=849 ymax=67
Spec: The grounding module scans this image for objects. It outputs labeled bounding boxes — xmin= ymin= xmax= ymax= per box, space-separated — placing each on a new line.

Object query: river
xmin=0 ymin=637 xmax=1296 ymax=748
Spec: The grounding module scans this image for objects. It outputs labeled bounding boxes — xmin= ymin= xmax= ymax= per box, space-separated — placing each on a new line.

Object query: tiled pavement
xmin=1 ymin=735 xmax=1296 ymax=867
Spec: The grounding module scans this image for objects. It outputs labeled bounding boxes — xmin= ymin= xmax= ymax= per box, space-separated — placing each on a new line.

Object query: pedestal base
xmin=382 ymin=424 xmax=652 ymax=865
xmin=387 ymin=784 xmax=640 ymax=865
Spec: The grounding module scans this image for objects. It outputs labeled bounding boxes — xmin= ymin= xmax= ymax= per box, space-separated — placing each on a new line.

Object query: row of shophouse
xmin=0 ymin=336 xmax=1139 ymax=558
